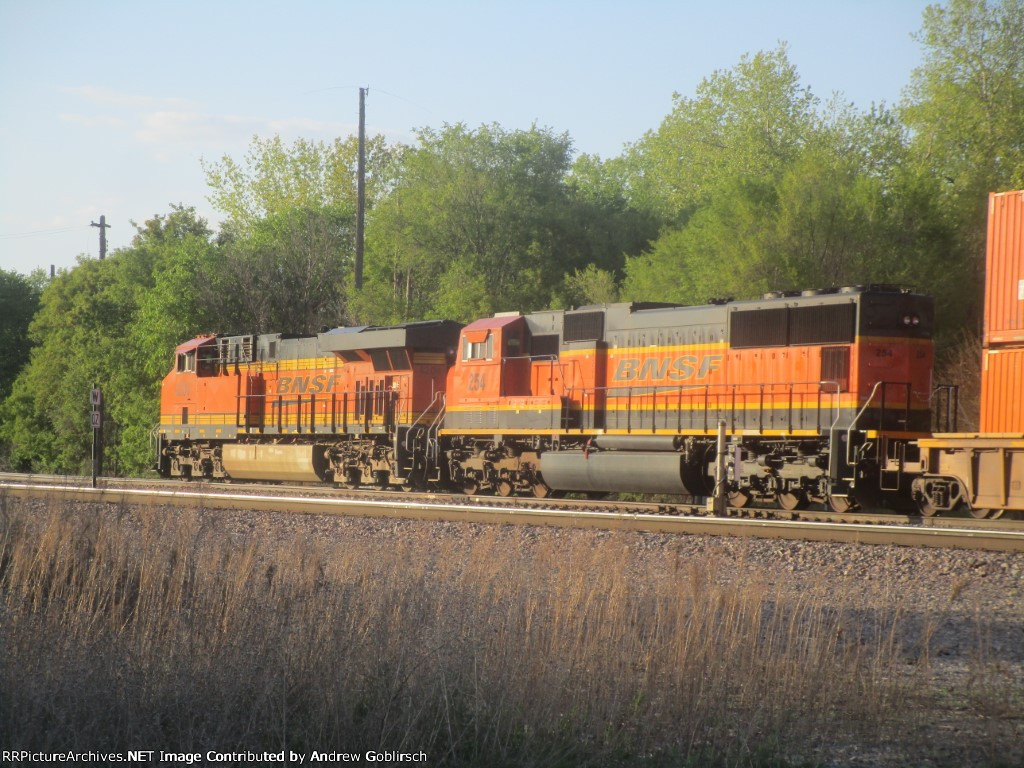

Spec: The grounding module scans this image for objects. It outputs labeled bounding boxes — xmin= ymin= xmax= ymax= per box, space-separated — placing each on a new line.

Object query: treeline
xmin=1 ymin=0 xmax=1022 ymax=476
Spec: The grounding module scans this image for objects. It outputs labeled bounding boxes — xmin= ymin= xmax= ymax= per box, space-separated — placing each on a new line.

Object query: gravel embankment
xmin=80 ymin=495 xmax=1024 ymax=668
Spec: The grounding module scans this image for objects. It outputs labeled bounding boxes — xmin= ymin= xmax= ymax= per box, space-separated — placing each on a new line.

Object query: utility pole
xmin=90 ymin=215 xmax=110 ymax=259
xmin=355 ymin=87 xmax=367 ymax=291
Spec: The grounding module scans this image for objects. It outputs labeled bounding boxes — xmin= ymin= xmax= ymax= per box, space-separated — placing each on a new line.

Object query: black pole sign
xmin=91 ymin=386 xmax=103 ymax=487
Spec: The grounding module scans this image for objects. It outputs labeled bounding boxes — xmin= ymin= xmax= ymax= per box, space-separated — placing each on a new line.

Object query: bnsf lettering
xmin=613 ymin=355 xmax=722 ymax=382
xmin=277 ymin=374 xmax=343 ymax=395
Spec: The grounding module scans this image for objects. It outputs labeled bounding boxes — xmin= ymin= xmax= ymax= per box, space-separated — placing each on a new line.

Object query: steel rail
xmin=3 ymin=472 xmax=1021 ymax=532
xmin=3 ymin=481 xmax=1023 ymax=553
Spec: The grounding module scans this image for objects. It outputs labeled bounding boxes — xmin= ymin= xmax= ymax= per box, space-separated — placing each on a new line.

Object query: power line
xmin=0 ymin=225 xmax=82 ymax=240
xmin=302 ymin=84 xmax=433 ymax=116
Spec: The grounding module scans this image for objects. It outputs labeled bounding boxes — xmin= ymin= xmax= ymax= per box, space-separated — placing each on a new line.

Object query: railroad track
xmin=3 ymin=472 xmax=1023 ymax=553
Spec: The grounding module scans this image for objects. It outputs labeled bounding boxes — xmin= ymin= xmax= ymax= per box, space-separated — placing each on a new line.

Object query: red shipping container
xmin=980 ymin=345 xmax=1024 ymax=433
xmin=984 ymin=190 xmax=1024 ymax=344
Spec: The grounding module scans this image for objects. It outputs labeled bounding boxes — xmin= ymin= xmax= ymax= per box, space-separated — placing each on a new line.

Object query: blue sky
xmin=0 ymin=0 xmax=933 ymax=276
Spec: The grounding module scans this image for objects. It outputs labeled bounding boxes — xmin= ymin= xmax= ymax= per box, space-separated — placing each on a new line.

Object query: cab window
xmin=462 ymin=332 xmax=493 ymax=361
xmin=177 ymin=351 xmax=196 ymax=373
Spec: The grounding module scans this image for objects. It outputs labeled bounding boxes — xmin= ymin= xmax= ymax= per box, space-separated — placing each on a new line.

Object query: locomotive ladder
xmin=830 ymin=380 xmax=912 ymax=496
xmin=403 ymin=392 xmax=446 ymax=483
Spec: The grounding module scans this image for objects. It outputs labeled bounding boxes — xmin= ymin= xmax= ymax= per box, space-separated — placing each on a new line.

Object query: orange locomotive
xmin=156 ymin=321 xmax=462 ymax=488
xmin=440 ymin=286 xmax=935 ymax=510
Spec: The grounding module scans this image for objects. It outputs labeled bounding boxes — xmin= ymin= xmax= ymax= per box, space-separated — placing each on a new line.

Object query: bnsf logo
xmin=612 ymin=355 xmax=723 ymax=382
xmin=277 ymin=374 xmax=343 ymax=395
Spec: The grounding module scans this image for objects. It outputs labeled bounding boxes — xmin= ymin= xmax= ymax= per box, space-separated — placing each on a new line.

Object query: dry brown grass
xmin=0 ymin=496 xmax=1019 ymax=767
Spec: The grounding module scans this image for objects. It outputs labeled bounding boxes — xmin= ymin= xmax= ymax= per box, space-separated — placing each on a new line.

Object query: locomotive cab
xmin=161 ymin=335 xmax=223 ymax=436
xmin=445 ymin=315 xmax=569 ymax=431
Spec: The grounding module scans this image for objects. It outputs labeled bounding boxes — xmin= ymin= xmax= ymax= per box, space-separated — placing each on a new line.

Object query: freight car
xmin=156 ymin=285 xmax=937 ymax=513
xmin=909 ymin=190 xmax=1024 ymax=520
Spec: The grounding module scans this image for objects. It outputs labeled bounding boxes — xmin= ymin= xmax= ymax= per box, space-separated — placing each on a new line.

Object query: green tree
xmin=0 ymin=207 xmax=216 ymax=475
xmin=625 ymin=45 xmax=818 ymax=224
xmin=623 ymin=176 xmax=785 ymax=304
xmin=218 ymin=206 xmax=352 ymax=334
xmin=565 ymin=152 xmax=660 ymax=282
xmin=621 ymin=44 xmax=963 ymax=311
xmin=359 ymin=123 xmax=655 ymax=322
xmin=203 ymin=134 xmax=401 ymax=233
xmin=623 ymin=50 xmax=903 ymax=303
xmin=558 ymin=264 xmax=621 ymax=307
xmin=0 ymin=268 xmax=46 ymax=400
xmin=205 ymin=134 xmax=403 ymax=328
xmin=1 ymin=257 xmax=139 ymax=472
xmin=901 ymin=0 xmax=1024 ymax=332
xmin=903 ymin=0 xmax=1024 ymax=194
xmin=120 ymin=208 xmax=219 ymax=470
xmin=360 ymin=123 xmax=575 ymax=321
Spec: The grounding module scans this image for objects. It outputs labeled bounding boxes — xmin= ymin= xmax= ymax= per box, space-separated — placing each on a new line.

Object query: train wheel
xmin=778 ymin=491 xmax=809 ymax=511
xmin=405 ymin=468 xmax=427 ymax=492
xmin=728 ymin=490 xmax=751 ymax=508
xmin=968 ymin=506 xmax=993 ymax=519
xmin=496 ymin=480 xmax=515 ymax=497
xmin=533 ymin=481 xmax=552 ymax=498
xmin=988 ymin=509 xmax=1005 ymax=520
xmin=682 ymin=446 xmax=715 ymax=496
xmin=828 ymin=494 xmax=856 ymax=513
xmin=915 ymin=497 xmax=939 ymax=517
xmin=463 ymin=479 xmax=481 ymax=495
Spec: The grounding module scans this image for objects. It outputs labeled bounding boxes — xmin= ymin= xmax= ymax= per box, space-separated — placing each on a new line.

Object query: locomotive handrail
xmin=565 ymin=380 xmax=842 ymax=435
xmin=931 ymin=384 xmax=960 ymax=432
xmin=424 ymin=394 xmax=446 ymax=471
xmin=831 ymin=380 xmax=884 ymax=489
xmin=404 ymin=391 xmax=445 ymax=451
xmin=831 ymin=380 xmax=912 ymax=486
xmin=235 ymin=388 xmax=425 ymax=436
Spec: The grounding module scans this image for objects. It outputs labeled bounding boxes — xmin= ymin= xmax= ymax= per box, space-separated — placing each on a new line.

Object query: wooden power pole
xmin=90 ymin=215 xmax=110 ymax=259
xmin=355 ymin=87 xmax=367 ymax=291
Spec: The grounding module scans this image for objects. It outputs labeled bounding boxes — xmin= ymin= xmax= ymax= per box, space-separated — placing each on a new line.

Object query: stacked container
xmin=980 ymin=190 xmax=1024 ymax=433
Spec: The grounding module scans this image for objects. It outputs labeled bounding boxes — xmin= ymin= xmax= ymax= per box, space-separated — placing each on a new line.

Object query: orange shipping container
xmin=984 ymin=190 xmax=1024 ymax=343
xmin=980 ymin=345 xmax=1024 ymax=433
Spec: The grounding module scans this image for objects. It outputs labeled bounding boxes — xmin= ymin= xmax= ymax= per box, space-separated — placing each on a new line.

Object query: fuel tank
xmin=539 ymin=450 xmax=689 ymax=495
xmin=222 ymin=443 xmax=328 ymax=483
